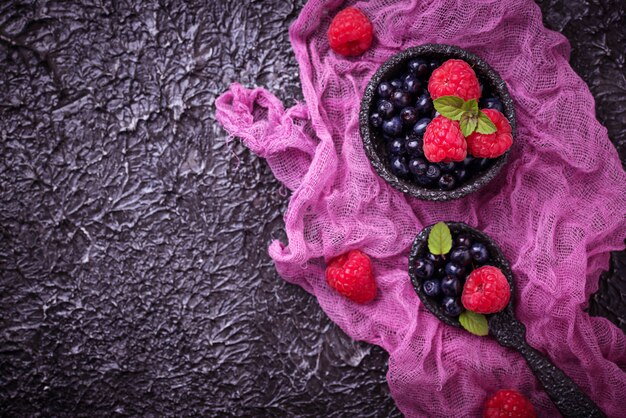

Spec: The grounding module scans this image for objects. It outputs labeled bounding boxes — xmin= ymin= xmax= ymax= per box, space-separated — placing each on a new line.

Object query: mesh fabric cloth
xmin=216 ymin=0 xmax=626 ymax=416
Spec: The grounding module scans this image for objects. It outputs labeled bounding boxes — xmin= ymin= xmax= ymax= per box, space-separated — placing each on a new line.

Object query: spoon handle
xmin=489 ymin=313 xmax=605 ymax=418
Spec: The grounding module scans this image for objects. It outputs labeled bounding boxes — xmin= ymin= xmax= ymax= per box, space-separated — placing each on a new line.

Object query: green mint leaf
xmin=433 ymin=96 xmax=465 ymax=121
xmin=475 ymin=111 xmax=497 ymax=134
xmin=428 ymin=222 xmax=452 ymax=255
xmin=460 ymin=113 xmax=478 ymax=137
xmin=461 ymin=99 xmax=479 ymax=115
xmin=459 ymin=311 xmax=489 ymax=336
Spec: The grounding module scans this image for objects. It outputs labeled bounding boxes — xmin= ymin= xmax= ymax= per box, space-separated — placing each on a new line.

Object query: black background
xmin=0 ymin=1 xmax=624 ymax=416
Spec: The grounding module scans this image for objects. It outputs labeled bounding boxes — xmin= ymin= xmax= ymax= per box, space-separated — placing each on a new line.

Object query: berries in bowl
xmin=360 ymin=44 xmax=516 ymax=201
xmin=409 ymin=221 xmax=514 ymax=332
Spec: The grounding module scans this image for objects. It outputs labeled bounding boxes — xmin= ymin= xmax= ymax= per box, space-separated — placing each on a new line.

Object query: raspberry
xmin=483 ymin=389 xmax=537 ymax=418
xmin=462 ymin=266 xmax=510 ymax=314
xmin=467 ymin=109 xmax=513 ymax=158
xmin=327 ymin=8 xmax=373 ymax=57
xmin=422 ymin=115 xmax=467 ymax=163
xmin=428 ymin=59 xmax=481 ymax=101
xmin=326 ymin=250 xmax=377 ymax=303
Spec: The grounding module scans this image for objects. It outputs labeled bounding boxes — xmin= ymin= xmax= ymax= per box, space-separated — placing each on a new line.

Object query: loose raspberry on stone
xmin=466 ymin=109 xmax=513 ymax=158
xmin=462 ymin=265 xmax=510 ymax=314
xmin=327 ymin=7 xmax=373 ymax=57
xmin=325 ymin=250 xmax=377 ymax=303
xmin=483 ymin=389 xmax=537 ymax=418
xmin=423 ymin=115 xmax=467 ymax=163
xmin=428 ymin=59 xmax=481 ymax=101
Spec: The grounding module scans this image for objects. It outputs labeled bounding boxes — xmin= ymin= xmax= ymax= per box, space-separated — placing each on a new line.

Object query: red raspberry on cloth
xmin=325 ymin=250 xmax=376 ymax=303
xmin=483 ymin=389 xmax=537 ymax=418
xmin=327 ymin=7 xmax=373 ymax=57
xmin=462 ymin=266 xmax=511 ymax=314
xmin=428 ymin=59 xmax=481 ymax=100
xmin=467 ymin=109 xmax=513 ymax=158
xmin=423 ymin=115 xmax=467 ymax=162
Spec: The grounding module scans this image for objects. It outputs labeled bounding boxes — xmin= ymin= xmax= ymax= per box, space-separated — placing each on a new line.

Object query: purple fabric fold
xmin=216 ymin=0 xmax=626 ymax=416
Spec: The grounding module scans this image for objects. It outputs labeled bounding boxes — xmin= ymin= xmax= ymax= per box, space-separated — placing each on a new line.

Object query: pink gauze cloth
xmin=216 ymin=0 xmax=626 ymax=416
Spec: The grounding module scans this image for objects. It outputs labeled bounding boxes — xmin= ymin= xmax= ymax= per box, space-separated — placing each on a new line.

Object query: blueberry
xmin=445 ymin=262 xmax=465 ymax=277
xmin=428 ymin=60 xmax=440 ymax=73
xmin=377 ymin=100 xmax=395 ymax=118
xmin=400 ymin=107 xmax=418 ymax=125
xmin=435 ymin=265 xmax=446 ymax=278
xmin=455 ymin=234 xmax=472 ymax=248
xmin=388 ymin=138 xmax=405 ymax=155
xmin=432 ymin=110 xmax=440 ymax=119
xmin=450 ymin=246 xmax=471 ymax=266
xmin=441 ymin=276 xmax=462 ymax=296
xmin=408 ymin=58 xmax=429 ymax=77
xmin=370 ymin=112 xmax=383 ymax=128
xmin=412 ymin=117 xmax=431 ymax=136
xmin=391 ymin=90 xmax=412 ymax=108
xmin=454 ymin=167 xmax=468 ymax=182
xmin=470 ymin=243 xmax=489 ymax=263
xmin=423 ymin=279 xmax=441 ymax=297
xmin=382 ymin=116 xmax=403 ymax=136
xmin=409 ymin=157 xmax=428 ymax=176
xmin=403 ymin=76 xmax=422 ymax=95
xmin=377 ymin=81 xmax=393 ymax=98
xmin=415 ymin=93 xmax=433 ymax=115
xmin=438 ymin=174 xmax=456 ymax=190
xmin=426 ymin=252 xmax=444 ymax=268
xmin=390 ymin=79 xmax=403 ymax=89
xmin=405 ymin=136 xmax=424 ymax=157
xmin=425 ymin=164 xmax=441 ymax=180
xmin=442 ymin=297 xmax=464 ymax=316
xmin=462 ymin=156 xmax=475 ymax=167
xmin=390 ymin=155 xmax=409 ymax=177
xmin=414 ymin=175 xmax=433 ymax=186
xmin=474 ymin=158 xmax=491 ymax=171
xmin=480 ymin=97 xmax=504 ymax=113
xmin=414 ymin=258 xmax=434 ymax=279
xmin=438 ymin=161 xmax=456 ymax=172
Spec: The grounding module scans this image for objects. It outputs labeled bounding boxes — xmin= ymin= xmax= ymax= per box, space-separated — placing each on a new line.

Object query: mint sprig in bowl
xmin=359 ymin=44 xmax=516 ymax=201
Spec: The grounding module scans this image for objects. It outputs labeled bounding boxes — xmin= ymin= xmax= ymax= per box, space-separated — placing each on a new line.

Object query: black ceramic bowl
xmin=360 ymin=44 xmax=516 ymax=201
xmin=408 ymin=221 xmax=515 ymax=328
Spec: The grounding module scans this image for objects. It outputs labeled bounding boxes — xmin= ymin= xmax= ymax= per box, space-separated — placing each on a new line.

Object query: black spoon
xmin=408 ymin=222 xmax=605 ymax=418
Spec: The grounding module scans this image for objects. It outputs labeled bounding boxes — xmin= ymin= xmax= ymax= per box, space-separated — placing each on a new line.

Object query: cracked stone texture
xmin=0 ymin=0 xmax=623 ymax=416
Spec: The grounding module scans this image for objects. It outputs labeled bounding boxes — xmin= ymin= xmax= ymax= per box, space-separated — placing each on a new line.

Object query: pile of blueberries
xmin=414 ymin=232 xmax=491 ymax=317
xmin=368 ymin=57 xmax=504 ymax=190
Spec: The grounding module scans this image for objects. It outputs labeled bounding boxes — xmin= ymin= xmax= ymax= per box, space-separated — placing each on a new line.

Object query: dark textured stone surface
xmin=360 ymin=44 xmax=514 ymax=201
xmin=0 ymin=0 xmax=623 ymax=417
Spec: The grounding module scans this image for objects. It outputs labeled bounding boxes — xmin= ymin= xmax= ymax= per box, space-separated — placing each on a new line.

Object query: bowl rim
xmin=408 ymin=221 xmax=516 ymax=328
xmin=359 ymin=43 xmax=516 ymax=201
